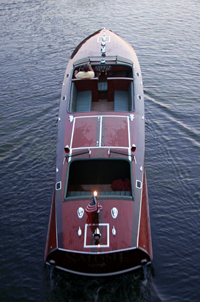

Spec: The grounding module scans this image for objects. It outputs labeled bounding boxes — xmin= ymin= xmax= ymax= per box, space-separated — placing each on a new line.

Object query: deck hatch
xmin=71 ymin=116 xmax=98 ymax=148
xmin=71 ymin=115 xmax=130 ymax=150
xmin=84 ymin=223 xmax=109 ymax=248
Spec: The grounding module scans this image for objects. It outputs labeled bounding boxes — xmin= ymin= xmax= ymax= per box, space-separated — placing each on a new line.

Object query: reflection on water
xmin=1 ymin=0 xmax=200 ymax=301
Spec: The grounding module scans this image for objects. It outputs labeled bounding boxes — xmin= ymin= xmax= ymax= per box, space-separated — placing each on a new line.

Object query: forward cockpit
xmin=68 ymin=58 xmax=135 ymax=113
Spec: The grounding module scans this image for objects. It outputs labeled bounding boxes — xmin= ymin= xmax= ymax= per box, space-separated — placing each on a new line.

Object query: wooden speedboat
xmin=45 ymin=29 xmax=152 ymax=276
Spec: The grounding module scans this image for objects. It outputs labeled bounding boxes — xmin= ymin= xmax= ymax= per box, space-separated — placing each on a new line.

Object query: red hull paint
xmin=45 ymin=29 xmax=152 ymax=276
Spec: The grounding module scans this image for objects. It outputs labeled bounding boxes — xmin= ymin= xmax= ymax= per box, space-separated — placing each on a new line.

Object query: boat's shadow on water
xmin=43 ymin=265 xmax=161 ymax=302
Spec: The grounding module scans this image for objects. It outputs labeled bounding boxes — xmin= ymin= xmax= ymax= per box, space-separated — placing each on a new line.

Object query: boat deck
xmin=45 ymin=28 xmax=152 ymax=276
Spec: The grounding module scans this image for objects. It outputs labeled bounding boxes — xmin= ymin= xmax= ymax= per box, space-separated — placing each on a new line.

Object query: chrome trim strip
xmin=127 ymin=116 xmax=131 ymax=161
xmin=99 ymin=116 xmax=102 ymax=147
xmin=136 ymin=171 xmax=144 ymax=247
xmin=71 ymin=146 xmax=130 ymax=151
xmin=57 ymin=245 xmax=146 ymax=255
xmin=46 ymin=261 xmax=151 ymax=277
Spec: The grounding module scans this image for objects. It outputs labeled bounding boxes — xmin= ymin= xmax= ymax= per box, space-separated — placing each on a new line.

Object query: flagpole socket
xmin=93 ymin=227 xmax=101 ymax=241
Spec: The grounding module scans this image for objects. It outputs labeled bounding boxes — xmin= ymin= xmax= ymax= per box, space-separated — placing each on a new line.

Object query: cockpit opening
xmin=64 ymin=159 xmax=133 ymax=200
xmin=68 ymin=64 xmax=135 ymax=113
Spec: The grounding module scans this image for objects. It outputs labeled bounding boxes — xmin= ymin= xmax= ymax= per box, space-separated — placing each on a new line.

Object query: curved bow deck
xmin=45 ymin=29 xmax=152 ymax=276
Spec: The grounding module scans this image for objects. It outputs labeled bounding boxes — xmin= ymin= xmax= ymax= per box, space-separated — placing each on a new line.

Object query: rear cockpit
xmin=64 ymin=159 xmax=133 ymax=200
xmin=68 ymin=60 xmax=135 ymax=113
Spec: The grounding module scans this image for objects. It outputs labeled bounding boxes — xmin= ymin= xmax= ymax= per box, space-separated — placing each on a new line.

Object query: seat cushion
xmin=98 ymin=82 xmax=108 ymax=92
xmin=114 ymin=91 xmax=129 ymax=111
xmin=76 ymin=90 xmax=92 ymax=112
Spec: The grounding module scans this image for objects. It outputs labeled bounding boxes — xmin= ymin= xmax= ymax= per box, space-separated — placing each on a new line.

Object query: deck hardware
xmin=141 ymin=258 xmax=147 ymax=266
xmin=55 ymin=181 xmax=62 ymax=190
xmin=112 ymin=226 xmax=116 ymax=236
xmin=63 ymin=82 xmax=65 ymax=86
xmin=78 ymin=227 xmax=82 ymax=236
xmin=93 ymin=228 xmax=101 ymax=242
xmin=142 ymin=116 xmax=144 ymax=120
xmin=58 ymin=117 xmax=61 ymax=121
xmin=108 ymin=149 xmax=135 ymax=160
xmin=101 ymin=31 xmax=106 ymax=57
xmin=101 ymin=44 xmax=106 ymax=56
xmin=69 ymin=115 xmax=73 ymax=122
xmin=137 ymin=95 xmax=142 ymax=100
xmin=130 ymin=114 xmax=134 ymax=121
xmin=131 ymin=144 xmax=136 ymax=152
xmin=65 ymin=149 xmax=91 ymax=160
xmin=56 ymin=168 xmax=59 ymax=172
xmin=64 ymin=145 xmax=70 ymax=153
xmin=66 ymin=73 xmax=69 ymax=77
xmin=62 ymin=95 xmax=67 ymax=101
xmin=140 ymin=166 xmax=143 ymax=172
xmin=49 ymin=259 xmax=55 ymax=265
xmin=136 ymin=180 xmax=142 ymax=189
xmin=111 ymin=207 xmax=118 ymax=219
xmin=77 ymin=207 xmax=84 ymax=218
xmin=136 ymin=72 xmax=140 ymax=76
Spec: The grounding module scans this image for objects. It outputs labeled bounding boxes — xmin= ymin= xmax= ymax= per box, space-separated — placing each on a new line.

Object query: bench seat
xmin=76 ymin=90 xmax=92 ymax=112
xmin=114 ymin=91 xmax=129 ymax=111
xmin=67 ymin=191 xmax=132 ymax=197
xmin=114 ymin=81 xmax=133 ymax=111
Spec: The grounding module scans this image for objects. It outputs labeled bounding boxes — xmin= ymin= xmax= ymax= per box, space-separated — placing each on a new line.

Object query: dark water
xmin=1 ymin=0 xmax=200 ymax=301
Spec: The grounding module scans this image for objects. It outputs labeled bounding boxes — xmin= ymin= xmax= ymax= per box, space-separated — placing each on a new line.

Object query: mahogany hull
xmin=45 ymin=29 xmax=152 ymax=276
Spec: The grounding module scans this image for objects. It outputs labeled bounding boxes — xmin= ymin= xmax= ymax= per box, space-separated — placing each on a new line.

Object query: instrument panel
xmin=94 ymin=65 xmax=112 ymax=73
